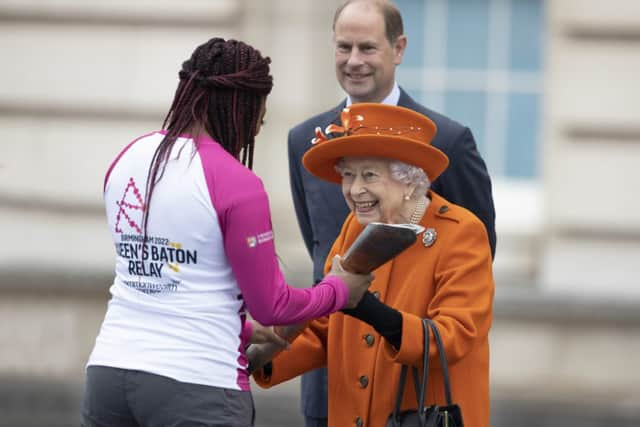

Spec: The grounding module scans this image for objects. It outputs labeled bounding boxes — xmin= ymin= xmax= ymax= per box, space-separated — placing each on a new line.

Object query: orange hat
xmin=302 ymin=103 xmax=449 ymax=184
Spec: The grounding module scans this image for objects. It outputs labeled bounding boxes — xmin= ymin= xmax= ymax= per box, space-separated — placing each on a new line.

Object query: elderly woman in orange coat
xmin=253 ymin=103 xmax=494 ymax=427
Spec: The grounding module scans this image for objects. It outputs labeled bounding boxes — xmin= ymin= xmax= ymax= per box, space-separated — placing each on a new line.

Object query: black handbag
xmin=386 ymin=319 xmax=464 ymax=427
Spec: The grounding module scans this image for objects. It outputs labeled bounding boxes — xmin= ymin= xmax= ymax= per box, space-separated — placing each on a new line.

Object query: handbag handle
xmin=390 ymin=318 xmax=431 ymax=426
xmin=425 ymin=319 xmax=453 ymax=405
xmin=416 ymin=319 xmax=430 ymax=412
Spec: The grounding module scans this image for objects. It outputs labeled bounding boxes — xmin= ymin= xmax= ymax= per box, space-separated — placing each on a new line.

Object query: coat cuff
xmin=252 ymin=364 xmax=274 ymax=389
xmin=382 ymin=311 xmax=425 ymax=366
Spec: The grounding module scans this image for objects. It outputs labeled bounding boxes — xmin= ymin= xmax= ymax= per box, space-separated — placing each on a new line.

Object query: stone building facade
xmin=1 ymin=1 xmax=639 ymax=425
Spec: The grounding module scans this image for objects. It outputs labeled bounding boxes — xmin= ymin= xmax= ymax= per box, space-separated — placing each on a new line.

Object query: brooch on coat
xmin=422 ymin=228 xmax=437 ymax=247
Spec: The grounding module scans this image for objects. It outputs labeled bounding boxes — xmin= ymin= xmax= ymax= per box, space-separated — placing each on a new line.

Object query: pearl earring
xmin=404 ymin=195 xmax=410 ymax=201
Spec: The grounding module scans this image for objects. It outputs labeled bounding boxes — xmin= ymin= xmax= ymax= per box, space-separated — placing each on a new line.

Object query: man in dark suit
xmin=287 ymin=1 xmax=496 ymax=426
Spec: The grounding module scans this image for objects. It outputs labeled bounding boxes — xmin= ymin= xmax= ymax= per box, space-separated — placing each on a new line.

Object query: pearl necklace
xmin=409 ymin=196 xmax=428 ymax=225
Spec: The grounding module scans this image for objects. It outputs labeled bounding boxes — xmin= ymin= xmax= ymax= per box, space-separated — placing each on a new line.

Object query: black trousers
xmin=82 ymin=366 xmax=254 ymax=427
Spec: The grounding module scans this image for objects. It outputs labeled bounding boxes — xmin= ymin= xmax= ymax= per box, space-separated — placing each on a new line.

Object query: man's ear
xmin=394 ymin=35 xmax=407 ymax=65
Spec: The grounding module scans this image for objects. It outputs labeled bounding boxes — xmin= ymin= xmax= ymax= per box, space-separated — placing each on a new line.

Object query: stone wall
xmin=1 ymin=0 xmax=640 ymax=425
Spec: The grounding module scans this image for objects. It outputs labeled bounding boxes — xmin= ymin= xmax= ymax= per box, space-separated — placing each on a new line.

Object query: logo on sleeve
xmin=246 ymin=230 xmax=273 ymax=248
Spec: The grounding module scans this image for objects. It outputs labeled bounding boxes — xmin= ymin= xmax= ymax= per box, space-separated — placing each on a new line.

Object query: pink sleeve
xmin=199 ymin=142 xmax=349 ymax=326
xmin=222 ymin=189 xmax=348 ymax=325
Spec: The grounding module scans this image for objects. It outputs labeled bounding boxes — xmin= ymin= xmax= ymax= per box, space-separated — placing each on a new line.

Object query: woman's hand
xmin=248 ymin=320 xmax=290 ymax=350
xmin=328 ymin=255 xmax=374 ymax=309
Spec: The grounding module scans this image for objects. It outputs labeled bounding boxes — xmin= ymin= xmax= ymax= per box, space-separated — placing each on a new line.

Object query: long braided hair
xmin=142 ymin=37 xmax=273 ymax=238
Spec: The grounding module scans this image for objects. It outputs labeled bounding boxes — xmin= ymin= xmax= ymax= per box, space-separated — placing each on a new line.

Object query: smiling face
xmin=339 ymin=157 xmax=413 ymax=225
xmin=333 ymin=1 xmax=406 ymax=103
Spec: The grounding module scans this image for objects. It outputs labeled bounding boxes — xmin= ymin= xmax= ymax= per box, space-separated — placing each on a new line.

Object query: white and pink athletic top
xmin=87 ymin=131 xmax=349 ymax=391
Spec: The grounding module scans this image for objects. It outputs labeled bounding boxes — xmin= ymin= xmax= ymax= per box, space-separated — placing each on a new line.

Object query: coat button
xmin=438 ymin=205 xmax=449 ymax=214
xmin=372 ymin=291 xmax=380 ymax=300
xmin=364 ymin=334 xmax=375 ymax=346
xmin=355 ymin=417 xmax=363 ymax=427
xmin=359 ymin=375 xmax=369 ymax=388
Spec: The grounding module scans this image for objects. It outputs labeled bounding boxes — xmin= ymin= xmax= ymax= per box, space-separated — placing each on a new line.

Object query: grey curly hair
xmin=389 ymin=160 xmax=431 ymax=197
xmin=335 ymin=158 xmax=431 ymax=198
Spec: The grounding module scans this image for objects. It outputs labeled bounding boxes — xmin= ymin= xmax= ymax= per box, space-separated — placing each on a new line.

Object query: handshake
xmin=247 ymin=222 xmax=423 ymax=372
xmin=246 ymin=254 xmax=373 ymax=373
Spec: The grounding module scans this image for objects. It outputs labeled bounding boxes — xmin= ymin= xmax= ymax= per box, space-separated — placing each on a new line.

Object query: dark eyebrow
xmin=358 ymin=41 xmax=377 ymax=49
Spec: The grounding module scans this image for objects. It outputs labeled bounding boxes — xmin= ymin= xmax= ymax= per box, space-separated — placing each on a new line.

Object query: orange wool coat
xmin=254 ymin=192 xmax=495 ymax=427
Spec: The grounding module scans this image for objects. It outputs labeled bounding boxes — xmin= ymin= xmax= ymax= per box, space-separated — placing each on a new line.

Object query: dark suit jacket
xmin=287 ymin=88 xmax=496 ymax=418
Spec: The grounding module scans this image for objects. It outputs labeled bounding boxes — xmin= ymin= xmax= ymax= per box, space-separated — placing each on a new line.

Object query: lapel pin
xmin=422 ymin=228 xmax=437 ymax=247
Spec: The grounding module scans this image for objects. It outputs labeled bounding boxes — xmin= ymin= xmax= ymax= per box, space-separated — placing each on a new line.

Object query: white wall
xmin=541 ymin=0 xmax=640 ymax=297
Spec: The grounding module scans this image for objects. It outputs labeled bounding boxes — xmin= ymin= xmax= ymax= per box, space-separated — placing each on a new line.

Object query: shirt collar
xmin=345 ymin=82 xmax=400 ymax=107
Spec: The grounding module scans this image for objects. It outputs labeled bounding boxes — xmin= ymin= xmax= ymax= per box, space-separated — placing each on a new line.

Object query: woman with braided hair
xmin=82 ymin=37 xmax=372 ymax=426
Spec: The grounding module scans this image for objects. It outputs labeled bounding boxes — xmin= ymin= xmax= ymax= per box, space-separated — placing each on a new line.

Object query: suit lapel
xmin=397 ymin=87 xmax=417 ymax=110
xmin=328 ymin=100 xmax=346 ymax=126
xmin=310 ymin=100 xmax=347 ymax=148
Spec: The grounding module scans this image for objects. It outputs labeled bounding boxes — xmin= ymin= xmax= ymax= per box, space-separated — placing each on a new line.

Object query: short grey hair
xmin=334 ymin=158 xmax=431 ymax=197
xmin=389 ymin=160 xmax=431 ymax=197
